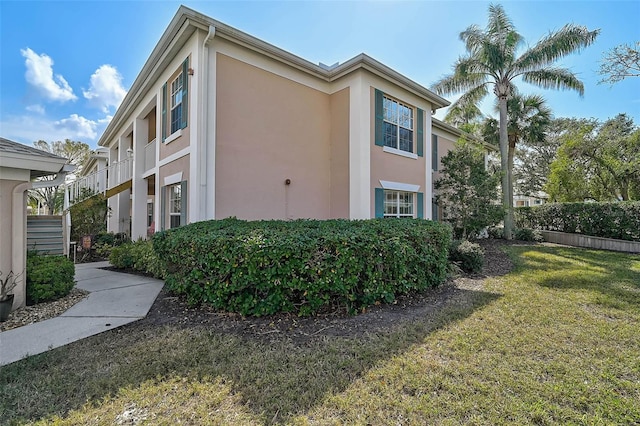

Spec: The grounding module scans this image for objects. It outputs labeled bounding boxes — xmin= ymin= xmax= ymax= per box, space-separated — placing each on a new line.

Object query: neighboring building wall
xmin=214 ymin=53 xmax=333 ymax=220
xmin=0 ymin=179 xmax=26 ymax=310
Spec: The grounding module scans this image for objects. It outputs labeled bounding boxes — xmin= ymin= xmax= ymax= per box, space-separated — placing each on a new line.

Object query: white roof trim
xmin=164 ymin=172 xmax=183 ymax=186
xmin=379 ymin=180 xmax=420 ymax=192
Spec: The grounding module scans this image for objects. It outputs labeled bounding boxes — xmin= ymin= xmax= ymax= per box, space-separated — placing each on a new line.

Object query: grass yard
xmin=1 ymin=245 xmax=639 ymax=425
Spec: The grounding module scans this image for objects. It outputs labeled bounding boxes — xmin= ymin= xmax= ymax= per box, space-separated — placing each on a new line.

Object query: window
xmin=384 ymin=190 xmax=414 ymax=218
xmin=147 ymin=202 xmax=154 ymax=227
xmin=169 ymin=184 xmax=182 ymax=228
xmin=170 ymin=72 xmax=184 ymax=134
xmin=162 ymin=57 xmax=189 ymax=142
xmin=383 ymin=96 xmax=413 ymax=153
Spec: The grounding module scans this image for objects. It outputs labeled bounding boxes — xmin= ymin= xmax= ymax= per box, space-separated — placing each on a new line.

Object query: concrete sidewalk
xmin=0 ymin=261 xmax=164 ymax=366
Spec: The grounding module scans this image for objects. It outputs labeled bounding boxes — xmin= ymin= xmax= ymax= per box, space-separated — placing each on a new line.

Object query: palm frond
xmin=522 ymin=67 xmax=585 ymax=96
xmin=460 ymin=25 xmax=486 ymax=54
xmin=515 ymin=24 xmax=600 ymax=71
xmin=444 ymin=84 xmax=489 ymax=123
xmin=431 ymin=58 xmax=490 ymax=96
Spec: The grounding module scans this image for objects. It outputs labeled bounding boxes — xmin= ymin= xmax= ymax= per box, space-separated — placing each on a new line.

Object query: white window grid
xmin=169 ymin=184 xmax=181 ymax=228
xmin=384 ymin=190 xmax=414 ymax=218
xmin=383 ymin=96 xmax=414 ymax=153
xmin=170 ymin=72 xmax=183 ymax=134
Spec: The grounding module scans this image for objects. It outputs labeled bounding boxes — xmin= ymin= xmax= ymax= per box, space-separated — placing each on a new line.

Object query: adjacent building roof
xmin=99 ymin=6 xmax=451 ymax=147
xmin=0 ymin=137 xmax=68 ymax=178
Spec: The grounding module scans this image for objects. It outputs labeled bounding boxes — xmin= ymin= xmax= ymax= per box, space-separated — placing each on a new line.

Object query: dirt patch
xmin=139 ymin=239 xmax=519 ymax=341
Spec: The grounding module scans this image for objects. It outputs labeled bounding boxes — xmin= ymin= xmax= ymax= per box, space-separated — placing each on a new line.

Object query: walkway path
xmin=0 ymin=261 xmax=163 ymax=366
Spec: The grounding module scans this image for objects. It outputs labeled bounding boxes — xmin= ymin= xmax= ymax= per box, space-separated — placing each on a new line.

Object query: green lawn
xmin=1 ymin=245 xmax=639 ymax=425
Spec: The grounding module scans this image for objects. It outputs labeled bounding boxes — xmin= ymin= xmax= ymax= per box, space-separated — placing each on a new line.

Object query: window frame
xmin=168 ymin=184 xmax=182 ymax=229
xmin=383 ymin=190 xmax=415 ymax=219
xmin=382 ymin=96 xmax=414 ymax=154
xmin=169 ymin=72 xmax=184 ymax=135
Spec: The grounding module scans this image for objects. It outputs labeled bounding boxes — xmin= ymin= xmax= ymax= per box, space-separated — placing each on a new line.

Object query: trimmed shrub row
xmin=26 ymin=252 xmax=75 ymax=305
xmin=153 ymin=218 xmax=452 ymax=316
xmin=109 ymin=240 xmax=166 ymax=279
xmin=515 ymin=202 xmax=640 ymax=242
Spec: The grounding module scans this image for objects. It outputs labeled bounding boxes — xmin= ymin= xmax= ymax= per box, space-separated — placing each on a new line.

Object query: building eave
xmin=98 ymin=6 xmax=450 ymax=147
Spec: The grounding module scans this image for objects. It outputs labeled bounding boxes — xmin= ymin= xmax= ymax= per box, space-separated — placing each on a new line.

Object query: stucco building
xmin=72 ymin=6 xmax=481 ymax=237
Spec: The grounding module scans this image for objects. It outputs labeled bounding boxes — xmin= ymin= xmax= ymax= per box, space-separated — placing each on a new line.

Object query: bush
xmin=487 ymin=226 xmax=504 ymax=239
xmin=26 ymin=252 xmax=75 ymax=305
xmin=449 ymin=240 xmax=484 ymax=273
xmin=514 ymin=227 xmax=544 ymax=242
xmin=109 ymin=240 xmax=166 ymax=279
xmin=515 ymin=202 xmax=640 ymax=241
xmin=153 ymin=218 xmax=452 ymax=316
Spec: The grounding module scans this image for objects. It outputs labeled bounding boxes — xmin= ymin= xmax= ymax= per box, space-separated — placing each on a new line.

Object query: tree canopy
xmin=598 ymin=41 xmax=640 ymax=85
xmin=29 ymin=139 xmax=90 ymax=215
xmin=432 ymin=3 xmax=599 ymax=238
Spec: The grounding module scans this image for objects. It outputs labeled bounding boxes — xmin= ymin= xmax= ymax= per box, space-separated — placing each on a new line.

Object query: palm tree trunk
xmin=499 ymin=95 xmax=513 ymax=239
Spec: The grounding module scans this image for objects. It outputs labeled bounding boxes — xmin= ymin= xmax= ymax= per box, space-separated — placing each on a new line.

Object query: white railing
xmin=66 ymin=156 xmax=133 ymax=206
xmin=144 ymin=139 xmax=156 ymax=171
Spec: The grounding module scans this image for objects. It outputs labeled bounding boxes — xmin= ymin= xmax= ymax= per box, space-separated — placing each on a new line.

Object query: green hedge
xmin=515 ymin=202 xmax=640 ymax=242
xmin=26 ymin=253 xmax=75 ymax=305
xmin=109 ymin=240 xmax=166 ymax=279
xmin=153 ymin=218 xmax=452 ymax=316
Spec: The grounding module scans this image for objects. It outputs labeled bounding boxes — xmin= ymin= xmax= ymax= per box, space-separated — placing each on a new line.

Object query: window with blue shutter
xmin=374 ymin=89 xmax=384 ymax=147
xmin=417 ymin=192 xmax=424 ymax=219
xmin=161 ymin=83 xmax=167 ymax=142
xmin=375 ymin=188 xmax=384 ymax=218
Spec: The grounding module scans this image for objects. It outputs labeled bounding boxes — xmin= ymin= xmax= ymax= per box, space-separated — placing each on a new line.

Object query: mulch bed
xmin=2 ymin=239 xmax=527 ymax=339
xmin=138 ymin=239 xmax=521 ymax=341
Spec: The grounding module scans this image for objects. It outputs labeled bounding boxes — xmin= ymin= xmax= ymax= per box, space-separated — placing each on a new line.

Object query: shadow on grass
xmin=516 ymin=246 xmax=640 ymax=311
xmin=0 ymin=286 xmax=500 ymax=425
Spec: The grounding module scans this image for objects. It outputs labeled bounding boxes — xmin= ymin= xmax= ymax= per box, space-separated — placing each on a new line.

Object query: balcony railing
xmin=144 ymin=139 xmax=156 ymax=171
xmin=66 ymin=156 xmax=133 ymax=206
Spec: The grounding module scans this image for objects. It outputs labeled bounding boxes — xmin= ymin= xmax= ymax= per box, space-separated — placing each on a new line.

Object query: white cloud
xmin=26 ymin=104 xmax=45 ymax=114
xmin=55 ymin=114 xmax=98 ymax=139
xmin=83 ymin=65 xmax=127 ymax=112
xmin=0 ymin=113 xmax=111 ymax=147
xmin=20 ymin=48 xmax=77 ymax=102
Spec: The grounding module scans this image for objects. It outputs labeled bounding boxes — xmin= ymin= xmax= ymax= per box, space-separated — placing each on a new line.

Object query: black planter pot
xmin=0 ymin=294 xmax=14 ymax=322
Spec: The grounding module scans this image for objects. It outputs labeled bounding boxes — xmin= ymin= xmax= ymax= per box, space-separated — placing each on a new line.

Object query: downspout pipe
xmin=199 ymin=25 xmax=216 ymax=220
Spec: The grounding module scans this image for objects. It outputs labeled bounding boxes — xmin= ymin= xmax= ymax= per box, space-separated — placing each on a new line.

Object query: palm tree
xmin=484 ymin=94 xmax=552 ymax=206
xmin=432 ymin=4 xmax=598 ymax=238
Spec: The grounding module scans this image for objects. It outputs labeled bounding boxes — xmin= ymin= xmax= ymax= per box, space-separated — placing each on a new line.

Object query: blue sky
xmin=1 ymin=1 xmax=639 ymax=149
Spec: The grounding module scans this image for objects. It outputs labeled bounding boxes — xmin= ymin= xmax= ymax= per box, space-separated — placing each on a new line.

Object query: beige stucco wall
xmin=432 ymin=130 xmax=457 ymax=183
xmin=329 ymin=87 xmax=350 ymax=219
xmin=369 ymin=88 xmax=427 ymax=217
xmin=215 ymin=53 xmax=332 ymax=220
xmin=0 ymin=179 xmax=27 ymax=310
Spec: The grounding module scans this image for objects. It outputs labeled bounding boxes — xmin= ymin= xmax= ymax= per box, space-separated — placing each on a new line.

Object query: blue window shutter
xmin=181 ymin=58 xmax=189 ymax=129
xmin=417 ymin=192 xmax=424 ymax=219
xmin=375 ymin=188 xmax=384 ymax=218
xmin=160 ymin=186 xmax=166 ymax=230
xmin=432 ymin=134 xmax=438 ymax=171
xmin=432 ymin=198 xmax=439 ymax=221
xmin=180 ymin=180 xmax=188 ymax=226
xmin=374 ymin=89 xmax=384 ymax=147
xmin=417 ymin=108 xmax=424 ymax=157
xmin=161 ymin=83 xmax=167 ymax=142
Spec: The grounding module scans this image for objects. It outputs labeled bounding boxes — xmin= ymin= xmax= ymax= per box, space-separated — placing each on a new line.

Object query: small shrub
xmin=514 ymin=227 xmax=544 ymax=242
xmin=449 ymin=240 xmax=484 ymax=273
xmin=26 ymin=252 xmax=75 ymax=305
xmin=487 ymin=226 xmax=504 ymax=239
xmin=153 ymin=218 xmax=452 ymax=316
xmin=109 ymin=240 xmax=166 ymax=279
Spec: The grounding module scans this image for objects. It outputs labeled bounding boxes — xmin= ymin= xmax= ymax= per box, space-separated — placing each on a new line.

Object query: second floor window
xmin=170 ymin=72 xmax=184 ymax=134
xmin=383 ymin=96 xmax=413 ymax=153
